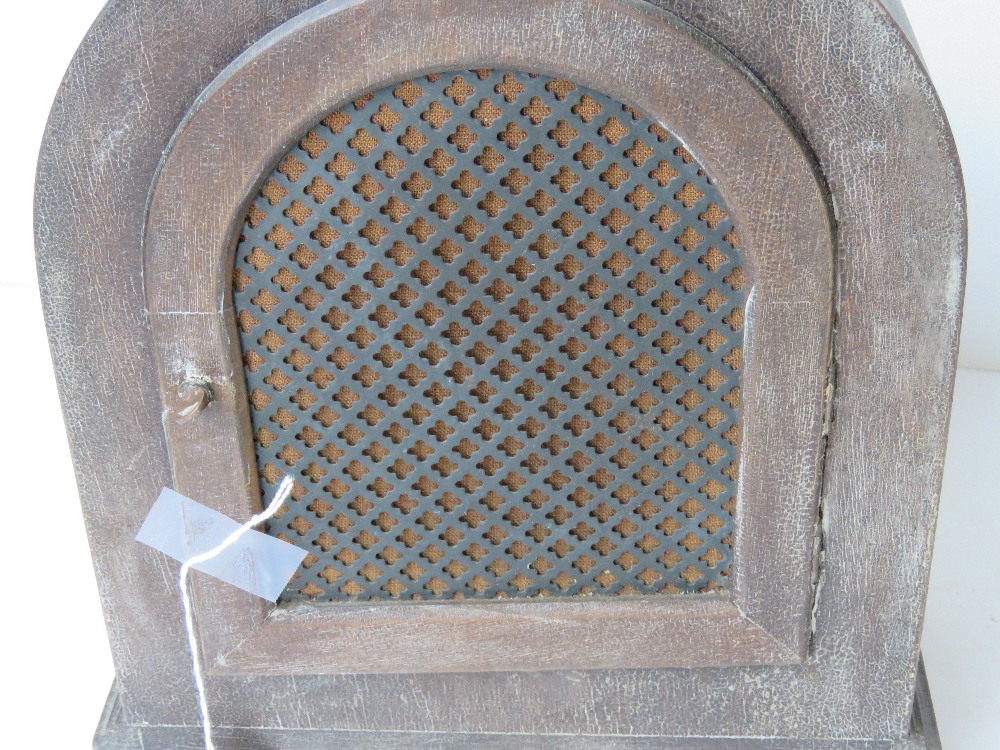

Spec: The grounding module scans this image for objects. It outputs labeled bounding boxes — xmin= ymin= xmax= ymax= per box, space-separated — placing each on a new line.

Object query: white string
xmin=179 ymin=476 xmax=294 ymax=750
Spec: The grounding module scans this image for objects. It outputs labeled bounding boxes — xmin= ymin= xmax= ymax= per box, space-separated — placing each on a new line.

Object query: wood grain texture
xmin=34 ymin=0 xmax=330 ymax=726
xmin=35 ymin=0 xmax=963 ymax=744
xmin=143 ymin=0 xmax=833 ymax=675
xmin=93 ymin=670 xmax=941 ymax=748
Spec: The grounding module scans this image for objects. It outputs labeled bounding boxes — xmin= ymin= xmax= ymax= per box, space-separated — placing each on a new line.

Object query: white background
xmin=0 ymin=1 xmax=996 ymax=747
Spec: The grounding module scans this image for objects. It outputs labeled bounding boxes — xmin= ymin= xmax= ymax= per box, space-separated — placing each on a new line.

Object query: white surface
xmin=901 ymin=1 xmax=1000 ymax=371
xmin=0 ymin=1 xmax=996 ymax=748
xmin=923 ymin=369 xmax=1000 ymax=748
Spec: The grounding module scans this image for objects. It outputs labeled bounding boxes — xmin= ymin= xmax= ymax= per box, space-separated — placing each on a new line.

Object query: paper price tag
xmin=136 ymin=488 xmax=305 ymax=602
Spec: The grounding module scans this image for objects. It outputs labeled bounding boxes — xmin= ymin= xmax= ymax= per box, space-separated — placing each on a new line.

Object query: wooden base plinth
xmin=94 ymin=660 xmax=940 ymax=749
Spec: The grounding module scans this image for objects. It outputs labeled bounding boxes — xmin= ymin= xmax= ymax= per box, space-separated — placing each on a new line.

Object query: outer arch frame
xmin=35 ymin=0 xmax=963 ymax=744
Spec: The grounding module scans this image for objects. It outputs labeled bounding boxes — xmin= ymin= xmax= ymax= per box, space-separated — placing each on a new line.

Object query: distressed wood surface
xmin=143 ymin=0 xmax=833 ymax=675
xmin=93 ymin=668 xmax=941 ymax=748
xmin=35 ymin=0 xmax=963 ymax=745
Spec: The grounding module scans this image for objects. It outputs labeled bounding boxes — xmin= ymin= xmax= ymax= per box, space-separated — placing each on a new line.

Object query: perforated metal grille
xmin=232 ymin=71 xmax=745 ymax=602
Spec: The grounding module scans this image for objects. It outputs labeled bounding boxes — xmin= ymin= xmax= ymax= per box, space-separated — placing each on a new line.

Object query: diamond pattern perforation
xmin=232 ymin=70 xmax=745 ymax=602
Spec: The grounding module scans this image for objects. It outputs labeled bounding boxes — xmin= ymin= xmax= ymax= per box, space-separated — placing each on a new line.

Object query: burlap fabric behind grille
xmin=232 ymin=70 xmax=746 ymax=603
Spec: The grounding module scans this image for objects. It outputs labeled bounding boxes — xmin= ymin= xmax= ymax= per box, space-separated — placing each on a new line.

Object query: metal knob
xmin=174 ymin=380 xmax=213 ymax=419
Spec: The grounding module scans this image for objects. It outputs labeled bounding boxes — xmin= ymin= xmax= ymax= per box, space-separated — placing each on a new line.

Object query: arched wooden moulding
xmin=144 ymin=0 xmax=833 ymax=676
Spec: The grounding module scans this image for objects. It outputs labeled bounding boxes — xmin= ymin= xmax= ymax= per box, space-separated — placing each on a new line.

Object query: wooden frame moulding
xmin=143 ymin=0 xmax=834 ymax=676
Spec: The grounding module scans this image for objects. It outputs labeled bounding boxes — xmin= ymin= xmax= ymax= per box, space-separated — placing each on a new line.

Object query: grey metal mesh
xmin=232 ymin=70 xmax=745 ymax=602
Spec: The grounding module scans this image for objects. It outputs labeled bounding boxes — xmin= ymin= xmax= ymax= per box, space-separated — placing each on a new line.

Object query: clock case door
xmin=145 ymin=0 xmax=833 ymax=678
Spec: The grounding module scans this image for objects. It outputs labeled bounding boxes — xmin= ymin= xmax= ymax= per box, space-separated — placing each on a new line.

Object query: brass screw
xmin=174 ymin=380 xmax=213 ymax=419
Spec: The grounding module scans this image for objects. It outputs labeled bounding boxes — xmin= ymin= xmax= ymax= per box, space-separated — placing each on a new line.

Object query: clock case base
xmin=93 ymin=660 xmax=941 ymax=749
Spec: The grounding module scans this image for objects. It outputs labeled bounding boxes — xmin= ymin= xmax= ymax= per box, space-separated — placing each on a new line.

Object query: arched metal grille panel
xmin=232 ymin=70 xmax=745 ymax=602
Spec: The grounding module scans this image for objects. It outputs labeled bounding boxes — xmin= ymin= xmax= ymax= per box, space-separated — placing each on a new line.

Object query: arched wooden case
xmin=36 ymin=1 xmax=964 ymax=748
